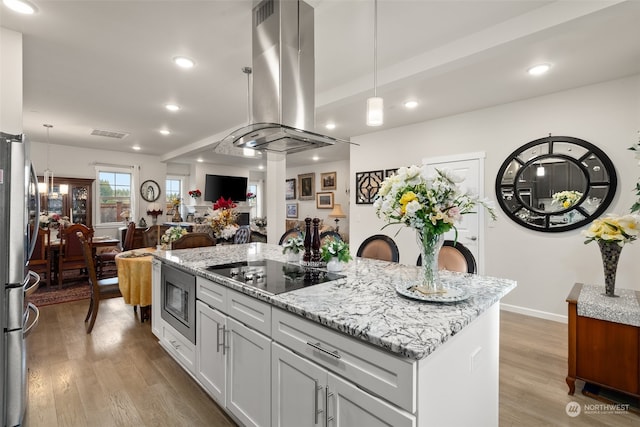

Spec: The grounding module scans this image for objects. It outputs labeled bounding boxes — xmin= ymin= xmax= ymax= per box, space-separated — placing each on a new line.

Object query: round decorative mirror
xmin=495 ymin=135 xmax=617 ymax=232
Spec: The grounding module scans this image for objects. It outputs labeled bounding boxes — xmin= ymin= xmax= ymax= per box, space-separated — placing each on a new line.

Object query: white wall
xmin=287 ymin=159 xmax=350 ymax=239
xmin=350 ymin=74 xmax=640 ymax=320
xmin=0 ymin=28 xmax=22 ymax=134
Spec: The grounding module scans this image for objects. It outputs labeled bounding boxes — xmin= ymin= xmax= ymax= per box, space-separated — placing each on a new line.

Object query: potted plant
xmin=282 ymin=236 xmax=304 ymax=262
xmin=320 ymin=239 xmax=352 ymax=272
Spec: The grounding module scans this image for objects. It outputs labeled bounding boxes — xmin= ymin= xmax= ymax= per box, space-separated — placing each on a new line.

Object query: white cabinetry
xmin=196 ymin=277 xmax=271 ymax=427
xmin=151 ymin=259 xmax=196 ymax=375
xmin=272 ymin=343 xmax=415 ymax=427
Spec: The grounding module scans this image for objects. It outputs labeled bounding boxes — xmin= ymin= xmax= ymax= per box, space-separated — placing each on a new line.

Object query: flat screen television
xmin=204 ymin=174 xmax=248 ymax=202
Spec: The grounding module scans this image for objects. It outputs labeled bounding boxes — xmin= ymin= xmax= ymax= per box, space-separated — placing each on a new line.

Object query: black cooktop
xmin=206 ymin=259 xmax=345 ymax=295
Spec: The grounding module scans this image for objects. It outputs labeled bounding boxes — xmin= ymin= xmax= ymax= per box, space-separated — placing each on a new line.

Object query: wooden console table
xmin=566 ymin=283 xmax=640 ymax=398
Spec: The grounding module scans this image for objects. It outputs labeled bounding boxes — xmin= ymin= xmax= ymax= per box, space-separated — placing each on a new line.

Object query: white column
xmin=265 ymin=152 xmax=286 ymax=244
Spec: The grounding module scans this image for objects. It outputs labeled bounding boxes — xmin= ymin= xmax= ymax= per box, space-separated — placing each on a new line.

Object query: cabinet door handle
xmin=217 ymin=324 xmax=224 ymax=353
xmin=314 ymin=380 xmax=323 ymax=424
xmin=169 ymin=339 xmax=180 ymax=350
xmin=326 ymin=387 xmax=335 ymax=424
xmin=306 ymin=341 xmax=341 ymax=359
xmin=222 ymin=329 xmax=230 ymax=355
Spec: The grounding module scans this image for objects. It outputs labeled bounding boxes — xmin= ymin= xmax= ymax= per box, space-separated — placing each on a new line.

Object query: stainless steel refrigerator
xmin=1 ymin=132 xmax=40 ymax=426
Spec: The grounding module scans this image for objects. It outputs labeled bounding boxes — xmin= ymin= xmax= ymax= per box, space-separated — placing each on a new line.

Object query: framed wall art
xmin=285 ymin=178 xmax=296 ymax=200
xmin=286 ymin=203 xmax=298 ymax=218
xmin=316 ymin=192 xmax=334 ymax=209
xmin=320 ymin=171 xmax=337 ymax=191
xmin=298 ymin=173 xmax=315 ymax=200
xmin=355 ymin=170 xmax=384 ymax=204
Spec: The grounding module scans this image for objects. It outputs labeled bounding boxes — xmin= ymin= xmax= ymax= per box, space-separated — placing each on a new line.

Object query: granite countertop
xmin=154 ymin=243 xmax=517 ymax=360
xmin=577 ymin=284 xmax=640 ymax=327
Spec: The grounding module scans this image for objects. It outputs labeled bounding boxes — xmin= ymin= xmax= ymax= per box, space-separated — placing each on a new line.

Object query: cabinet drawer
xmin=161 ymin=323 xmax=196 ymax=374
xmin=227 ymin=289 xmax=271 ymax=337
xmin=197 ymin=276 xmax=227 ymax=312
xmin=272 ymin=308 xmax=416 ymax=413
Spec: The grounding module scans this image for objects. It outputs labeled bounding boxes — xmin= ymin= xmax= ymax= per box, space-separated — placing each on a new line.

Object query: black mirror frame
xmin=495 ymin=135 xmax=617 ymax=232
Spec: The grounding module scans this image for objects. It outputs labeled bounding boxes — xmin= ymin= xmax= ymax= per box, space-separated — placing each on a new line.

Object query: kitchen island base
xmin=151 ymin=244 xmax=515 ymax=427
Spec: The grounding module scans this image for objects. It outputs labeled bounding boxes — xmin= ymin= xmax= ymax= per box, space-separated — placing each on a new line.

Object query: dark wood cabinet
xmin=566 ymin=283 xmax=640 ymax=398
xmin=39 ymin=177 xmax=94 ymax=228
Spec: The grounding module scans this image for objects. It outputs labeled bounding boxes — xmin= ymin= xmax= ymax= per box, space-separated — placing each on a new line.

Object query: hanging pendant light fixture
xmin=42 ymin=124 xmax=54 ymax=196
xmin=41 ymin=124 xmax=67 ymax=198
xmin=366 ymin=0 xmax=383 ymax=126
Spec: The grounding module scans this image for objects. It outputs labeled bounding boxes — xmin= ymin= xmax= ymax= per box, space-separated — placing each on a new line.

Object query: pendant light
xmin=42 ymin=124 xmax=54 ymax=196
xmin=41 ymin=124 xmax=67 ymax=198
xmin=366 ymin=0 xmax=383 ymax=126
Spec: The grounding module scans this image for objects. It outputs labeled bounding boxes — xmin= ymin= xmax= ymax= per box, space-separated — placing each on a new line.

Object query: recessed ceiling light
xmin=165 ymin=103 xmax=180 ymax=112
xmin=403 ymin=100 xmax=419 ymax=109
xmin=132 ymin=145 xmax=141 ymax=151
xmin=258 ymin=165 xmax=264 ymax=170
xmin=159 ymin=129 xmax=170 ymax=135
xmin=3 ymin=0 xmax=37 ymax=14
xmin=173 ymin=56 xmax=195 ymax=69
xmin=312 ymin=155 xmax=319 ymax=161
xmin=325 ymin=123 xmax=336 ymax=130
xmin=527 ymin=63 xmax=551 ymax=76
xmin=197 ymin=158 xmax=203 ymax=163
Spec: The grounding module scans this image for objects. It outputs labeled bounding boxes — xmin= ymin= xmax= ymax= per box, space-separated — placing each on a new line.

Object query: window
xmin=97 ymin=168 xmax=133 ymax=225
xmin=166 ymin=178 xmax=182 ymax=211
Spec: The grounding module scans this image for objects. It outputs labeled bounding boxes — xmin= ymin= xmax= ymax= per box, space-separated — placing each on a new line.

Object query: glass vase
xmin=597 ymin=240 xmax=622 ymax=297
xmin=417 ymin=230 xmax=445 ymax=291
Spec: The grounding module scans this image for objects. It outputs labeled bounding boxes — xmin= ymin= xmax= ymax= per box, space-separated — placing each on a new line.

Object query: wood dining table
xmin=115 ymin=247 xmax=156 ymax=322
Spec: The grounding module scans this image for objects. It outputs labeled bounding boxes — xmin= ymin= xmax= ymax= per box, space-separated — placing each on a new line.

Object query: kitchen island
xmin=152 ymin=243 xmax=516 ymax=427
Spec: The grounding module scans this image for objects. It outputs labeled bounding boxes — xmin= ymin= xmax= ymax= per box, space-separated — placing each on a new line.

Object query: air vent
xmin=90 ymin=129 xmax=129 ymax=139
xmin=255 ymin=0 xmax=274 ymax=26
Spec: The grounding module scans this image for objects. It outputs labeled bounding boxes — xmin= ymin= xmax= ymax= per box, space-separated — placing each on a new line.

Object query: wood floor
xmin=25 ymin=299 xmax=638 ymax=426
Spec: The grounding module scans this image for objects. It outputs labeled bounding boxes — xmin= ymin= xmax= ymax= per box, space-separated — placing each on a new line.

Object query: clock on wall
xmin=140 ymin=180 xmax=161 ymax=202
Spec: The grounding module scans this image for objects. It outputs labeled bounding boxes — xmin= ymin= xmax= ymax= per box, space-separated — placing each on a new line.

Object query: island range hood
xmin=222 ymin=0 xmax=350 ymax=154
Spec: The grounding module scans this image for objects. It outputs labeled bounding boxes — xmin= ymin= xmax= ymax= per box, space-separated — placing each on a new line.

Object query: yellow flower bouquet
xmin=581 ymin=214 xmax=639 ymax=247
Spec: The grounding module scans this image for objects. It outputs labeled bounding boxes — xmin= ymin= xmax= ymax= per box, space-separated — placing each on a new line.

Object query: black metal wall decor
xmin=495 ymin=135 xmax=617 ymax=232
xmin=385 ymin=168 xmax=398 ymax=177
xmin=355 ymin=170 xmax=384 ymax=204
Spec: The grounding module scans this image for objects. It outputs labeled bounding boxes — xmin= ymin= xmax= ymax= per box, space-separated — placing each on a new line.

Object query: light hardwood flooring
xmin=25 ymin=299 xmax=638 ymax=426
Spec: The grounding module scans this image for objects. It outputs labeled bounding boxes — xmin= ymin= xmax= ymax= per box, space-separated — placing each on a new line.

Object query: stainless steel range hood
xmin=223 ymin=0 xmax=350 ymax=154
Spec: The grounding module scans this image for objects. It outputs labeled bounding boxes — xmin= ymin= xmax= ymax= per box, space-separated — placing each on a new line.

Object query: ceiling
xmin=2 ymin=0 xmax=639 ymax=170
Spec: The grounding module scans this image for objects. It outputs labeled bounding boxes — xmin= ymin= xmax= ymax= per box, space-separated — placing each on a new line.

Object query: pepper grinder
xmin=311 ymin=217 xmax=321 ymax=264
xmin=303 ymin=217 xmax=312 ymax=264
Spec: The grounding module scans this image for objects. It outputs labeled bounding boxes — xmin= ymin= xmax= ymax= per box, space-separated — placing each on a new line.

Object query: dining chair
xmin=233 ymin=225 xmax=251 ymax=244
xmin=278 ymin=228 xmax=304 ymax=245
xmin=29 ymin=226 xmax=51 ymax=286
xmin=76 ymin=232 xmax=121 ymax=333
xmin=57 ymin=223 xmax=94 ymax=287
xmin=143 ymin=225 xmax=171 ymax=247
xmin=171 ymin=232 xmax=216 ymax=250
xmin=416 ymin=240 xmax=477 ymax=274
xmin=356 ymin=234 xmax=400 ymax=263
xmin=95 ymin=221 xmax=136 ymax=278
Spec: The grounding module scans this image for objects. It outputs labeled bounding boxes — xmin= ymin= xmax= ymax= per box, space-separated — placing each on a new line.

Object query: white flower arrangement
xmin=551 ymin=190 xmax=583 ymax=209
xmin=282 ymin=236 xmax=304 ymax=254
xmin=373 ymin=165 xmax=496 ymax=237
xmin=161 ymin=226 xmax=188 ymax=245
xmin=320 ymin=239 xmax=352 ymax=263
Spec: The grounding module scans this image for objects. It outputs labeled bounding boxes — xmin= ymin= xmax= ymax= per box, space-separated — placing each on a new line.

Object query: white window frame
xmin=94 ymin=164 xmax=139 ymax=228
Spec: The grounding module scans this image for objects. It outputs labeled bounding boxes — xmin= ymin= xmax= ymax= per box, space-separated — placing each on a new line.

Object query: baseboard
xmin=500 ymin=303 xmax=567 ymax=324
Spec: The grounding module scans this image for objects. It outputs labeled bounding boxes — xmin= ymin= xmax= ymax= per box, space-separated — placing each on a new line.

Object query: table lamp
xmin=328 ymin=204 xmax=347 ymax=233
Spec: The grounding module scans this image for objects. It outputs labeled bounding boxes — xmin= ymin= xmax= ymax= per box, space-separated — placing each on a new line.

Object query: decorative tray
xmin=395 ymin=283 xmax=470 ymax=303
